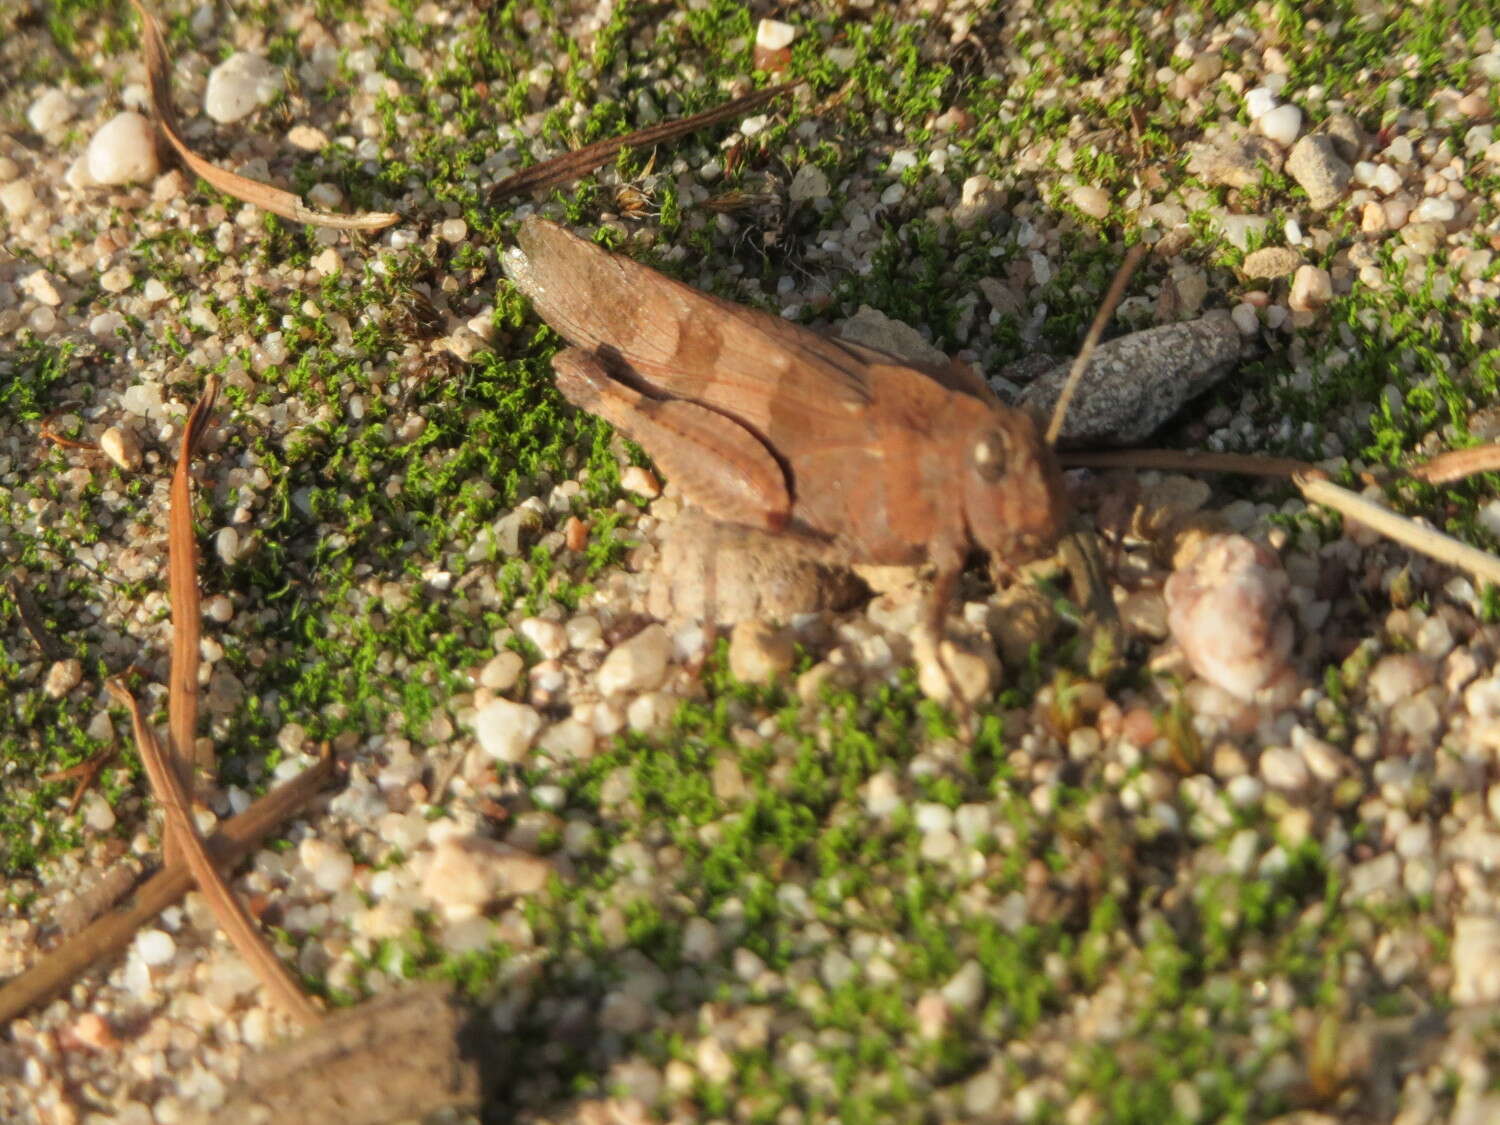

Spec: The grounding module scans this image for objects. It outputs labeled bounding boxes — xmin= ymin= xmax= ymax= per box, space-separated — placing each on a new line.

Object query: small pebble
xmin=1288 ymin=265 xmax=1333 ymax=312
xmin=620 ymin=465 xmax=661 ymax=498
xmin=519 ymin=617 xmax=567 ymax=659
xmin=1072 ymin=184 xmax=1111 ymax=219
xmin=1241 ymin=247 xmax=1302 ymax=279
xmin=1230 ymin=302 xmax=1260 ymax=335
xmin=28 ymin=88 xmax=75 ymax=133
xmin=1366 ymin=653 xmax=1435 ymax=706
xmin=298 ymin=838 xmax=355 ymax=893
xmin=954 ymin=174 xmax=1003 ymax=228
xmin=1258 ymin=103 xmax=1303 ymax=147
xmin=626 ymin=691 xmax=676 ymax=734
xmin=421 ymin=836 xmax=553 ymax=920
xmin=0 ymin=180 xmax=37 ymax=218
xmin=215 ymin=526 xmax=241 ymax=566
xmin=45 ymin=659 xmax=84 ymax=698
xmin=204 ymin=52 xmax=284 ymax=123
xmin=1244 ymin=87 xmax=1279 ymax=121
xmin=915 ymin=637 xmax=992 ymax=705
xmin=789 ymin=163 xmax=830 ymax=203
xmin=1453 ymin=916 xmax=1500 ymax=1004
xmin=597 ymin=624 xmax=671 ymax=695
xmin=1259 ymin=746 xmax=1310 ymax=792
xmin=474 ymin=698 xmax=543 ymax=763
xmin=537 ymin=717 xmax=596 ymax=762
xmin=99 ymin=426 xmax=142 ymax=471
xmin=753 ymin=18 xmax=796 ymax=71
xmin=479 ymin=650 xmax=524 ymax=692
xmin=864 ymin=771 xmax=902 ymax=819
xmin=137 ymin=929 xmax=177 ymax=967
xmin=1373 ymin=163 xmax=1403 ymax=194
xmin=1413 ymin=196 xmax=1457 ymax=223
xmin=86 ymin=112 xmax=160 ymax=185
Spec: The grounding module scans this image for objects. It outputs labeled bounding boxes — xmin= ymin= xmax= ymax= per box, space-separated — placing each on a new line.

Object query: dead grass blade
xmin=131 ymin=0 xmax=399 ymax=231
xmin=0 ymin=748 xmax=334 ymax=1024
xmin=1296 ymin=474 xmax=1500 ymax=590
xmin=106 ymin=678 xmax=323 ymax=1027
xmin=1044 ymin=242 xmax=1149 ymax=447
xmin=489 ymin=82 xmax=799 ymax=201
xmin=169 ymin=377 xmax=217 ymax=815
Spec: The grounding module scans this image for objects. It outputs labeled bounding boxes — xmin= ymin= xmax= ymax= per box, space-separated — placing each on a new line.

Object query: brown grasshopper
xmin=501 ymin=216 xmax=1070 ymax=642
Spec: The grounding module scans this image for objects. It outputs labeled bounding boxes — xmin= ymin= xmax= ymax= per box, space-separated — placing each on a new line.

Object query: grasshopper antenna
xmin=1044 ymin=241 xmax=1149 ymax=447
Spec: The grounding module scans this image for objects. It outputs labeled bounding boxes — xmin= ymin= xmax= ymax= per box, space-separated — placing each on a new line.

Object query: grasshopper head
xmin=960 ymin=404 xmax=1068 ymax=570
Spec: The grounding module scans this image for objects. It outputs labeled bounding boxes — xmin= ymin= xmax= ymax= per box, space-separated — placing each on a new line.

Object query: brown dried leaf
xmin=132 ymin=0 xmax=399 ymax=231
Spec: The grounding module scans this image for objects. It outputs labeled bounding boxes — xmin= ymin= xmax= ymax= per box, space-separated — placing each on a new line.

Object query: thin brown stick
xmin=0 ymin=748 xmax=334 ymax=1024
xmin=1061 ymin=448 xmax=1320 ymax=479
xmin=39 ymin=416 xmax=100 ymax=451
xmin=169 ymin=377 xmax=218 ymax=810
xmin=489 ymin=82 xmax=800 ymax=201
xmin=1045 ymin=242 xmax=1149 ymax=447
xmin=107 ymin=678 xmax=323 ymax=1027
xmin=131 ymin=0 xmax=399 ymax=231
xmin=41 ymin=748 xmax=119 ymax=816
xmin=1409 ymin=444 xmax=1500 ymax=485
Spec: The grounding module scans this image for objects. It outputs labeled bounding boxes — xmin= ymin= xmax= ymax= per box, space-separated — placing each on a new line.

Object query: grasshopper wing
xmin=504 ymin=218 xmax=873 ymax=436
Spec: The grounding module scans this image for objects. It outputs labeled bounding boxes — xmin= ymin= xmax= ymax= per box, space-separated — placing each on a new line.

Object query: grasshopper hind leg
xmin=551 ymin=347 xmax=792 ymax=533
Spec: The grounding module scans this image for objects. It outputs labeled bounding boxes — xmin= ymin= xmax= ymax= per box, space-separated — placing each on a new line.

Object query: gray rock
xmin=1321 ymin=112 xmax=1368 ymax=164
xmin=837 ymin=305 xmax=948 ymax=370
xmin=1187 ymin=130 xmax=1284 ymax=188
xmin=1285 ymin=134 xmax=1352 ymax=210
xmin=1019 ymin=313 xmax=1247 ymax=446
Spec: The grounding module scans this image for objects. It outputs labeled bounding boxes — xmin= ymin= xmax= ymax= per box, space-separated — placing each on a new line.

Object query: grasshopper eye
xmin=972 ymin=431 xmax=1009 ymax=482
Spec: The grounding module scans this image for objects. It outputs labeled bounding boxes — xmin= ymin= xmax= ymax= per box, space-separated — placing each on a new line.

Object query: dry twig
xmin=1295 ymin=474 xmax=1500 ymax=590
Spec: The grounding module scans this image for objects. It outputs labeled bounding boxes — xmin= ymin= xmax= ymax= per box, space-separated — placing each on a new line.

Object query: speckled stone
xmin=1241 ymin=247 xmax=1303 ymax=279
xmin=1020 ymin=313 xmax=1247 ymax=446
